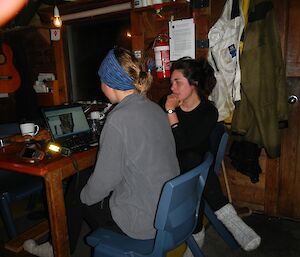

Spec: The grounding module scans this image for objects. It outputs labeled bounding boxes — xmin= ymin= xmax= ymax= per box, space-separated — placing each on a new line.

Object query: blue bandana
xmin=98 ymin=49 xmax=134 ymax=91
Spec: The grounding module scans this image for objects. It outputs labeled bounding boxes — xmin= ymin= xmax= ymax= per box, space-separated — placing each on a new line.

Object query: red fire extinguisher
xmin=153 ymin=34 xmax=170 ymax=79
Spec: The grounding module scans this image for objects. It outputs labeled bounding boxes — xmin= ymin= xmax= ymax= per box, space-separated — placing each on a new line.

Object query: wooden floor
xmin=0 ymin=199 xmax=47 ymax=257
xmin=2 ymin=214 xmax=300 ymax=257
xmin=0 ymin=220 xmax=48 ymax=257
xmin=2 ymin=199 xmax=300 ymax=257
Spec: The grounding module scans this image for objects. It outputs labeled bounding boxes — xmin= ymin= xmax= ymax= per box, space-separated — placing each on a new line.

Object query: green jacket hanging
xmin=231 ymin=0 xmax=288 ymax=158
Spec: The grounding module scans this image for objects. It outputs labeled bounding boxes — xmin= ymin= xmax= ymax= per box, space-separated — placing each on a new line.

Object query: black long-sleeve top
xmin=172 ymin=98 xmax=218 ymax=173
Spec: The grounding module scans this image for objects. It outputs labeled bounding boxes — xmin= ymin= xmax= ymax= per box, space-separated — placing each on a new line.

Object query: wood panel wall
xmin=131 ymin=2 xmax=191 ymax=103
xmin=0 ymin=27 xmax=55 ymax=123
xmin=1 ymin=0 xmax=300 ymax=219
xmin=219 ymin=0 xmax=300 ymax=219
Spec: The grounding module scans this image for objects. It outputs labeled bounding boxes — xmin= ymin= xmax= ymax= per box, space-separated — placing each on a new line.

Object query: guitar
xmin=0 ymin=40 xmax=21 ymax=93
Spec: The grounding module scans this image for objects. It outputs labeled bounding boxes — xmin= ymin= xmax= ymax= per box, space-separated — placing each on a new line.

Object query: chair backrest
xmin=209 ymin=123 xmax=229 ymax=175
xmin=0 ymin=122 xmax=20 ymax=137
xmin=152 ymin=152 xmax=213 ymax=256
xmin=0 ymin=122 xmax=22 ymax=184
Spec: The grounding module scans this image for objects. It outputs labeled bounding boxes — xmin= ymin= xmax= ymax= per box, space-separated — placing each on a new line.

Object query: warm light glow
xmin=126 ymin=31 xmax=132 ymax=38
xmin=53 ymin=16 xmax=62 ymax=27
xmin=53 ymin=5 xmax=62 ymax=28
xmin=48 ymin=143 xmax=61 ymax=153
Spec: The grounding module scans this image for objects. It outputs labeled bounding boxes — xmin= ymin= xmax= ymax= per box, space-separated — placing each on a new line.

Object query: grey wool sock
xmin=23 ymin=240 xmax=54 ymax=257
xmin=215 ymin=203 xmax=261 ymax=251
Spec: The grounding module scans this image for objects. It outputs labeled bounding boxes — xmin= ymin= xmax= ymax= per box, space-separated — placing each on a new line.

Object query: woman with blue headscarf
xmin=80 ymin=46 xmax=179 ymax=238
xmin=26 ymin=48 xmax=179 ymax=257
xmin=24 ymin=47 xmax=179 ymax=257
xmin=71 ymin=47 xmax=179 ymax=253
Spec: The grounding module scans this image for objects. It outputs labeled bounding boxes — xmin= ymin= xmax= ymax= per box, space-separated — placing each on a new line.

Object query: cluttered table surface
xmin=0 ymin=130 xmax=98 ymax=257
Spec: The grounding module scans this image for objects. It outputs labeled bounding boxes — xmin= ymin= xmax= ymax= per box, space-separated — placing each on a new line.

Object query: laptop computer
xmin=42 ymin=104 xmax=98 ymax=153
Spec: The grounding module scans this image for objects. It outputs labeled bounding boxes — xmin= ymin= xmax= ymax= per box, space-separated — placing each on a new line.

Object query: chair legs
xmin=186 ymin=236 xmax=205 ymax=257
xmin=26 ymin=193 xmax=40 ymax=211
xmin=203 ymin=200 xmax=239 ymax=249
xmin=0 ymin=192 xmax=18 ymax=238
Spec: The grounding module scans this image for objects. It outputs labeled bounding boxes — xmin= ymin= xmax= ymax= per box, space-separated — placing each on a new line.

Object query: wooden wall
xmin=0 ymin=27 xmax=55 ymax=123
xmin=1 ymin=0 xmax=300 ymax=219
xmin=218 ymin=0 xmax=300 ymax=219
xmin=131 ymin=2 xmax=192 ymax=103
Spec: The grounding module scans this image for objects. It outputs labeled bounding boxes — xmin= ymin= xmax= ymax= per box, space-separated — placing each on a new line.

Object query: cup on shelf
xmin=20 ymin=123 xmax=40 ymax=137
xmin=90 ymin=111 xmax=105 ymax=120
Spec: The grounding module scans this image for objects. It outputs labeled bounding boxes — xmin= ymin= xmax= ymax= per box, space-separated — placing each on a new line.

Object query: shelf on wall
xmin=35 ymin=80 xmax=61 ymax=106
xmin=131 ymin=1 xmax=190 ymax=12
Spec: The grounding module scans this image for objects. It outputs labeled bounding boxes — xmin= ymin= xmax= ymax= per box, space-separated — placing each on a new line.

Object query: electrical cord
xmin=65 ymin=151 xmax=81 ymax=193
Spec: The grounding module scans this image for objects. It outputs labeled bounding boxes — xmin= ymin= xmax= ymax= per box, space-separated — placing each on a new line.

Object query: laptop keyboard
xmin=63 ymin=134 xmax=97 ymax=152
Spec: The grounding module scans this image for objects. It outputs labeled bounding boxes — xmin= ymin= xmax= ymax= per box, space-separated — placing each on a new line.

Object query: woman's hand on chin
xmin=165 ymin=94 xmax=181 ymax=110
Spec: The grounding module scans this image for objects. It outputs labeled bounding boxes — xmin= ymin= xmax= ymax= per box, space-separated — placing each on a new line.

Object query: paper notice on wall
xmin=50 ymin=29 xmax=60 ymax=41
xmin=169 ymin=18 xmax=195 ymax=61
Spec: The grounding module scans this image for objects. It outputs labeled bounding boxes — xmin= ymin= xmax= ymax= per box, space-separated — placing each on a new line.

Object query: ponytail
xmin=114 ymin=47 xmax=153 ymax=95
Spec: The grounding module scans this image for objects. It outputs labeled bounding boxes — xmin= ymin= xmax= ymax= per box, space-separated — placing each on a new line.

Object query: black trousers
xmin=203 ymin=166 xmax=228 ymax=211
xmin=65 ymin=168 xmax=124 ymax=253
xmin=194 ymin=166 xmax=228 ymax=232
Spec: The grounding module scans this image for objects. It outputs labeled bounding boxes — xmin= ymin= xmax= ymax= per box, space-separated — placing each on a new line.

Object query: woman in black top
xmin=163 ymin=57 xmax=261 ymax=253
xmin=170 ymin=95 xmax=218 ymax=173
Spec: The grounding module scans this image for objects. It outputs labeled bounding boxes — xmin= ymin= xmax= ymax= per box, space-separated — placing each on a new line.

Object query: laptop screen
xmin=43 ymin=104 xmax=90 ymax=140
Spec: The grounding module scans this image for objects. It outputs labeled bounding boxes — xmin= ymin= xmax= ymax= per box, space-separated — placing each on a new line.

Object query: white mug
xmin=90 ymin=111 xmax=105 ymax=120
xmin=20 ymin=123 xmax=40 ymax=137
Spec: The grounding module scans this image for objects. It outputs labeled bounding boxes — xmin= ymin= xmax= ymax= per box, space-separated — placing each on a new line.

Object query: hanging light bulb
xmin=53 ymin=5 xmax=62 ymax=28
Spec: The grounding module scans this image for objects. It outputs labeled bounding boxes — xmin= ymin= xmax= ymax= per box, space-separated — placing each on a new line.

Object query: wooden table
xmin=0 ymin=142 xmax=97 ymax=257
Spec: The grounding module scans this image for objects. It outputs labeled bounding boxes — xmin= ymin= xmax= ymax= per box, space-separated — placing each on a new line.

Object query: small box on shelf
xmin=36 ymin=80 xmax=60 ymax=106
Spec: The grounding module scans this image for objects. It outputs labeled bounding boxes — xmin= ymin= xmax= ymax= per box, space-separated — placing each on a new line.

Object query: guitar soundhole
xmin=0 ymin=54 xmax=5 ymax=65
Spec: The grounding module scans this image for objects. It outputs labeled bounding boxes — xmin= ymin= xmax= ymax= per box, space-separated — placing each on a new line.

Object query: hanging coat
xmin=208 ymin=0 xmax=244 ymax=122
xmin=231 ymin=0 xmax=288 ymax=158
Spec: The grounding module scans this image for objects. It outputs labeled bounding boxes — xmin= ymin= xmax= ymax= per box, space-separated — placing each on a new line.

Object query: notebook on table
xmin=42 ymin=104 xmax=98 ymax=153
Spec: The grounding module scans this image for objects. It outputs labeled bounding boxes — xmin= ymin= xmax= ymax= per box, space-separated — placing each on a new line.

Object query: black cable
xmin=66 ymin=154 xmax=81 ymax=195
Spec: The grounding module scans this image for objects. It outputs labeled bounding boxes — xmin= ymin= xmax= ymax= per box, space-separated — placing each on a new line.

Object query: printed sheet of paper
xmin=169 ymin=18 xmax=195 ymax=61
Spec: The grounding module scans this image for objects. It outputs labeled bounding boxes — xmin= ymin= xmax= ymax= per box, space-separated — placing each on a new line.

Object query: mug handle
xmin=99 ymin=113 xmax=105 ymax=120
xmin=34 ymin=125 xmax=40 ymax=136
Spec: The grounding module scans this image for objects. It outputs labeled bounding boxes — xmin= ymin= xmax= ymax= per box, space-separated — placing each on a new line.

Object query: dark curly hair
xmin=170 ymin=57 xmax=216 ymax=98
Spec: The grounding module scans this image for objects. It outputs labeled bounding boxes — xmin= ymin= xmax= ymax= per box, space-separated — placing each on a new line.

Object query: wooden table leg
xmin=44 ymin=170 xmax=70 ymax=257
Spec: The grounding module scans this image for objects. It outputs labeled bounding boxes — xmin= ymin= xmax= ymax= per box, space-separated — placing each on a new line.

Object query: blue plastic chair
xmin=0 ymin=122 xmax=44 ymax=239
xmin=202 ymin=122 xmax=239 ymax=249
xmin=86 ymin=153 xmax=213 ymax=257
xmin=209 ymin=123 xmax=229 ymax=176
